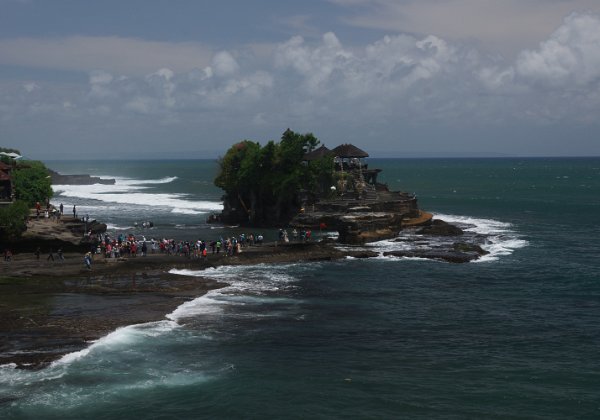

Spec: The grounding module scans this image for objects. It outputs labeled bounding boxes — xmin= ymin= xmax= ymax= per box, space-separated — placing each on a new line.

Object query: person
xmin=57 ymin=248 xmax=64 ymax=261
xmin=59 ymin=203 xmax=64 ymax=215
xmin=84 ymin=252 xmax=92 ymax=270
xmin=34 ymin=247 xmax=40 ymax=260
xmin=72 ymin=205 xmax=76 ymax=219
xmin=47 ymin=248 xmax=54 ymax=261
xmin=4 ymin=249 xmax=12 ymax=262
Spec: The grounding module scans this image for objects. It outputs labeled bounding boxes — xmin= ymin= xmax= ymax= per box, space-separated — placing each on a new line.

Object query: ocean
xmin=1 ymin=157 xmax=599 ymax=418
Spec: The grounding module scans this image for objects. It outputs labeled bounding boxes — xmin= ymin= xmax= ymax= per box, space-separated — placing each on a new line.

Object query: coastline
xmin=0 ymin=241 xmax=351 ymax=369
xmin=1 ymin=212 xmax=480 ymax=370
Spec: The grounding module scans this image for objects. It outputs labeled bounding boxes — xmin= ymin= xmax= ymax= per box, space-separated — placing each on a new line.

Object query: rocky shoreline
xmin=0 ymin=241 xmax=354 ymax=369
xmin=1 ymin=211 xmax=488 ymax=369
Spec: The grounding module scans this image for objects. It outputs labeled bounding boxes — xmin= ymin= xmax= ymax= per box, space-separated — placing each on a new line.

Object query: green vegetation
xmin=215 ymin=129 xmax=333 ymax=225
xmin=12 ymin=160 xmax=53 ymax=207
xmin=0 ymin=158 xmax=53 ymax=240
xmin=0 ymin=200 xmax=29 ymax=239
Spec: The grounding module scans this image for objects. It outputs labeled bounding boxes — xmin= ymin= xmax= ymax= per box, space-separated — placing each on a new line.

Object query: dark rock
xmin=452 ymin=242 xmax=489 ymax=255
xmin=383 ymin=249 xmax=480 ymax=263
xmin=347 ymin=250 xmax=379 ymax=259
xmin=49 ymin=169 xmax=115 ymax=185
xmin=416 ymin=219 xmax=463 ymax=236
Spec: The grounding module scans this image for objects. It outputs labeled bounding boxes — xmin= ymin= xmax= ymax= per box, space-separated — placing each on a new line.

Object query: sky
xmin=1 ymin=0 xmax=600 ymax=159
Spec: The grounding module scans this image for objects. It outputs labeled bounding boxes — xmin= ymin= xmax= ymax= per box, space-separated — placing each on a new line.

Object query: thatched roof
xmin=331 ymin=144 xmax=369 ymax=158
xmin=303 ymin=145 xmax=332 ymax=161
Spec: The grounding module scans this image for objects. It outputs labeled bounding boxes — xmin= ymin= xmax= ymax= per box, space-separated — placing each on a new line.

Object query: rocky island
xmin=48 ymin=169 xmax=115 ymax=185
xmin=0 ymin=135 xmax=490 ymax=369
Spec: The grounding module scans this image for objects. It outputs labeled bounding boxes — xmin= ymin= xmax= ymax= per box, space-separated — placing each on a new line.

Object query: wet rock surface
xmin=416 ymin=219 xmax=464 ymax=236
xmin=1 ymin=220 xmax=491 ymax=369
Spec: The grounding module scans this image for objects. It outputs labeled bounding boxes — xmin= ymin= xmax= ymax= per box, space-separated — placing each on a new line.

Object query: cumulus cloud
xmin=329 ymin=0 xmax=600 ymax=57
xmin=515 ymin=13 xmax=600 ymax=87
xmin=211 ymin=51 xmax=240 ymax=78
xmin=22 ymin=82 xmax=39 ymax=93
xmin=3 ymin=11 xmax=600 ymax=158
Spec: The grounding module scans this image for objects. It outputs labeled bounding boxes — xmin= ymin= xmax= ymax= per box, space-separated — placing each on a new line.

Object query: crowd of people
xmin=278 ymin=228 xmax=312 ymax=242
xmin=5 ymin=200 xmax=315 ymax=270
xmin=90 ymin=227 xmax=313 ymax=261
xmin=91 ymin=232 xmax=268 ymax=260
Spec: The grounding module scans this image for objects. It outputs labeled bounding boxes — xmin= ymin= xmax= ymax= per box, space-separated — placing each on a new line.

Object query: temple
xmin=293 ymin=143 xmax=431 ymax=244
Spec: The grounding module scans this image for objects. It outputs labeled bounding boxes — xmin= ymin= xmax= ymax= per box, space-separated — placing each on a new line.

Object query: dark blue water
xmin=1 ymin=158 xmax=599 ymax=418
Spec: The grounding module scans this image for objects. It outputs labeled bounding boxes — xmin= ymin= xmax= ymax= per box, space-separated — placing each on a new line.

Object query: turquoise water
xmin=1 ymin=158 xmax=599 ymax=418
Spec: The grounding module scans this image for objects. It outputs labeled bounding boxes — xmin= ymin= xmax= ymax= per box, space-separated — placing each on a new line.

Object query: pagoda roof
xmin=331 ymin=144 xmax=369 ymax=158
xmin=303 ymin=145 xmax=332 ymax=161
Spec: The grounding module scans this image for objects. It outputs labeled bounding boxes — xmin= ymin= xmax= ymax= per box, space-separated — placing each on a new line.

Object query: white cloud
xmin=515 ymin=13 xmax=600 ymax=87
xmin=147 ymin=68 xmax=176 ymax=108
xmin=329 ymin=0 xmax=600 ymax=57
xmin=3 ymin=11 xmax=600 ymax=158
xmin=124 ymin=96 xmax=154 ymax=114
xmin=211 ymin=51 xmax=240 ymax=78
xmin=23 ymin=82 xmax=39 ymax=92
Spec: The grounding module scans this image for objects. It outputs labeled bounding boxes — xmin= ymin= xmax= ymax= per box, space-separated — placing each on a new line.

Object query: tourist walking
xmin=47 ymin=248 xmax=54 ymax=261
xmin=84 ymin=252 xmax=92 ymax=270
xmin=73 ymin=205 xmax=76 ymax=219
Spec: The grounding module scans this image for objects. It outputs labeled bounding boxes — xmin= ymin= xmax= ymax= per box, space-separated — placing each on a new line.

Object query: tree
xmin=214 ymin=130 xmax=333 ymax=226
xmin=0 ymin=201 xmax=29 ymax=239
xmin=12 ymin=161 xmax=53 ymax=206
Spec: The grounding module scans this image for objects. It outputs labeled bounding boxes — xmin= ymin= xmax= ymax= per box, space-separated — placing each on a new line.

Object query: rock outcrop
xmin=416 ymin=219 xmax=464 ymax=236
xmin=9 ymin=215 xmax=107 ymax=253
xmin=49 ymin=169 xmax=115 ymax=185
xmin=290 ymin=191 xmax=429 ymax=244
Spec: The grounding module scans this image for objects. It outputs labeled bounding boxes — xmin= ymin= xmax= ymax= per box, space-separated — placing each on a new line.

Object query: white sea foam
xmin=0 ymin=362 xmax=17 ymax=370
xmin=171 ymin=208 xmax=204 ymax=215
xmin=122 ymin=176 xmax=178 ymax=185
xmin=105 ymin=223 xmax=136 ymax=231
xmin=167 ymin=264 xmax=306 ymax=321
xmin=434 ymin=213 xmax=528 ymax=262
xmin=52 ymin=175 xmax=222 ymax=213
xmin=51 ymin=320 xmax=180 ymax=367
xmin=166 ymin=292 xmax=230 ymax=321
xmin=355 ymin=213 xmax=528 ymax=263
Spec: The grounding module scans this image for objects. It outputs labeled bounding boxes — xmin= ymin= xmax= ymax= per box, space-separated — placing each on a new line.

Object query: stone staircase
xmin=361 ymin=183 xmax=378 ymax=200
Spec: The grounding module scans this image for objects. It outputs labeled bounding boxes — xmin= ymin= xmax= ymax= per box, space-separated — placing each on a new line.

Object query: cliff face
xmin=290 ymin=192 xmax=427 ymax=244
xmin=8 ymin=215 xmax=107 ymax=253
